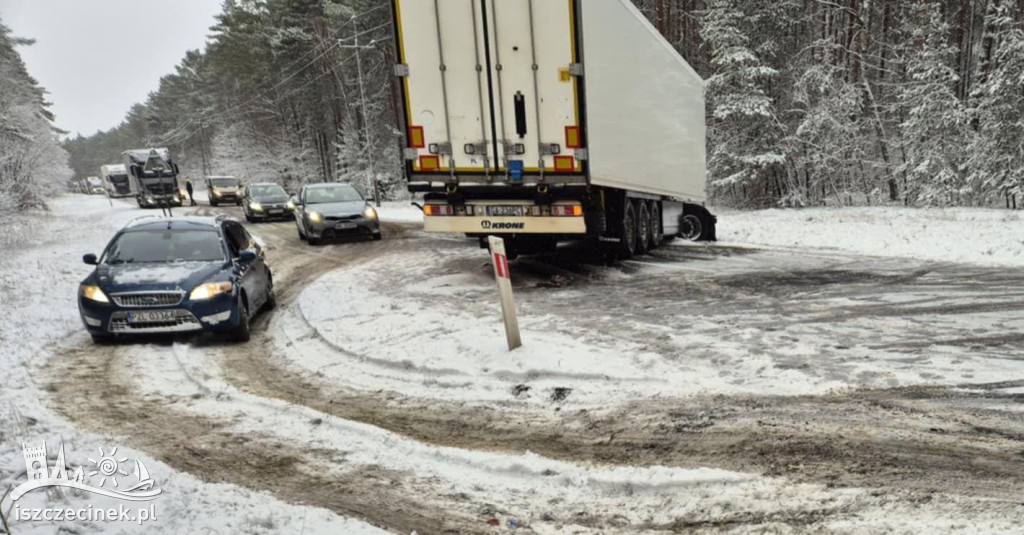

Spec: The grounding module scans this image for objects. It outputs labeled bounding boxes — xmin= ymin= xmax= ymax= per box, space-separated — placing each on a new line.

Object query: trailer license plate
xmin=487 ymin=206 xmax=526 ymax=217
xmin=126 ymin=310 xmax=177 ymax=323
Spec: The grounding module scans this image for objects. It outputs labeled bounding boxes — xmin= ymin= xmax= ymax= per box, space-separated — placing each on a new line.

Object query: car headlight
xmin=173 ymin=195 xmax=180 ymax=202
xmin=79 ymin=285 xmax=110 ymax=303
xmin=189 ymin=282 xmax=233 ymax=300
xmin=364 ymin=206 xmax=378 ymax=219
xmin=211 ymin=189 xmax=220 ymax=196
xmin=286 ymin=200 xmax=296 ymax=210
xmin=249 ymin=201 xmax=263 ymax=212
xmin=309 ymin=211 xmax=323 ymax=223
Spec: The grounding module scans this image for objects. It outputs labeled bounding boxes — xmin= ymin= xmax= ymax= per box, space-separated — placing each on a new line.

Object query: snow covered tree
xmin=700 ymin=0 xmax=786 ymax=207
xmin=0 ymin=19 xmax=71 ymax=215
xmin=895 ymin=2 xmax=970 ymax=206
xmin=968 ymin=0 xmax=1024 ymax=205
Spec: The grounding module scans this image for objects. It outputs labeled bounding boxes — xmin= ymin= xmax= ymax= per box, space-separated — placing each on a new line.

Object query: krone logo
xmin=481 ymin=221 xmax=525 ymax=230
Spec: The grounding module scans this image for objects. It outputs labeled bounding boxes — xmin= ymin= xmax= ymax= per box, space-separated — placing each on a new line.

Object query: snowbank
xmin=717 ymin=206 xmax=1024 ymax=267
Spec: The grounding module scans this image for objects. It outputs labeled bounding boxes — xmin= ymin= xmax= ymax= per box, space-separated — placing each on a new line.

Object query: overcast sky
xmin=0 ymin=0 xmax=222 ymax=137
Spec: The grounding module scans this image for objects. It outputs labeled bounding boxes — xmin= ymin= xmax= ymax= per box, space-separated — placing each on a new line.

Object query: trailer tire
xmin=679 ymin=214 xmax=702 ymax=241
xmin=636 ymin=200 xmax=651 ymax=255
xmin=615 ymin=201 xmax=638 ymax=259
xmin=680 ymin=204 xmax=717 ymax=242
xmin=649 ymin=201 xmax=663 ymax=249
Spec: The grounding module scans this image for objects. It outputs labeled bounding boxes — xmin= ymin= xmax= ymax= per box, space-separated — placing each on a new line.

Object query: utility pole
xmin=339 ymin=20 xmax=382 ymax=207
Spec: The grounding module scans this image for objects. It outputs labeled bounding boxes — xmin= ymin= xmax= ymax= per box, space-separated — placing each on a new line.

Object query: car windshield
xmin=210 ymin=178 xmax=238 ymax=188
xmin=104 ymin=230 xmax=225 ymax=264
xmin=306 ymin=185 xmax=361 ymax=204
xmin=250 ymin=185 xmax=286 ymax=197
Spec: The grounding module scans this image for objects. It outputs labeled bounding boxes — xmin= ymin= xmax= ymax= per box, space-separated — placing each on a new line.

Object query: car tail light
xmin=551 ymin=205 xmax=583 ymax=217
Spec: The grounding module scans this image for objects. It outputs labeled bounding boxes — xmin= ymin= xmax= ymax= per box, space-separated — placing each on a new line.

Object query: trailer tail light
xmin=424 ymin=204 xmax=454 ymax=216
xmin=409 ymin=126 xmax=425 ymax=148
xmin=565 ymin=126 xmax=581 ymax=149
xmin=553 ymin=155 xmax=575 ymax=172
xmin=419 ymin=155 xmax=440 ymax=171
xmin=551 ymin=205 xmax=583 ymax=217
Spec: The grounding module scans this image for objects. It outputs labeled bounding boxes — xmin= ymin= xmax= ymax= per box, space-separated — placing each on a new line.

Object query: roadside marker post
xmin=488 ymin=236 xmax=522 ymax=350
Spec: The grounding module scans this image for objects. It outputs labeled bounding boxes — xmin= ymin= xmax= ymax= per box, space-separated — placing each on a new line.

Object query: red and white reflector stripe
xmin=493 ymin=253 xmax=510 ymax=279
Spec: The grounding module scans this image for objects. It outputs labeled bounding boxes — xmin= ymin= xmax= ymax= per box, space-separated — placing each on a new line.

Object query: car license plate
xmin=336 ymin=222 xmax=357 ymax=230
xmin=126 ymin=310 xmax=178 ymax=323
xmin=269 ymin=209 xmax=283 ymax=214
xmin=487 ymin=205 xmax=526 ymax=217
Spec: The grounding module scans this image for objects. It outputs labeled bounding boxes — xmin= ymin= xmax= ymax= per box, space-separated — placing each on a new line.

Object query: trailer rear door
xmin=395 ymin=0 xmax=583 ymax=182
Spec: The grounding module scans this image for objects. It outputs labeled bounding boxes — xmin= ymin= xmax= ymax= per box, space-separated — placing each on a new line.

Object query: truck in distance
xmin=100 ymin=164 xmax=132 ymax=198
xmin=391 ymin=0 xmax=715 ymax=258
xmin=122 ymin=148 xmax=183 ymax=209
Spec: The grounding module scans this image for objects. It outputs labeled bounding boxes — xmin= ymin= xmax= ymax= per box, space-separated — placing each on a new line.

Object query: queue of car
xmin=78 ymin=177 xmax=381 ymax=345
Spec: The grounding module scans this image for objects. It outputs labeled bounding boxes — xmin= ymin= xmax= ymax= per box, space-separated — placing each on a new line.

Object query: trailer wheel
xmin=679 ymin=214 xmax=703 ymax=241
xmin=649 ymin=201 xmax=663 ymax=249
xmin=615 ymin=201 xmax=638 ymax=259
xmin=636 ymin=200 xmax=651 ymax=255
xmin=681 ymin=204 xmax=717 ymax=242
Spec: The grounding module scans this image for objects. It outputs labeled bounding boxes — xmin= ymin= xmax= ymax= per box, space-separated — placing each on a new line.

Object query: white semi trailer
xmin=100 ymin=164 xmax=132 ymax=198
xmin=390 ymin=0 xmax=714 ymax=257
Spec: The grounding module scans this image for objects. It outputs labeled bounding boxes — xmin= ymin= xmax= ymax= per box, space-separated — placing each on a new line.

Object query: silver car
xmin=293 ymin=183 xmax=381 ymax=245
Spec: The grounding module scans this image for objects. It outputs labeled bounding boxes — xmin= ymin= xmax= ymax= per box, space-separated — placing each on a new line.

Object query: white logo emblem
xmin=12 ymin=440 xmax=161 ymax=502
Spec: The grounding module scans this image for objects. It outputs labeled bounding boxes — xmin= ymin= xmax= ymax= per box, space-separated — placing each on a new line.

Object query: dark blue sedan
xmin=78 ymin=216 xmax=275 ymax=343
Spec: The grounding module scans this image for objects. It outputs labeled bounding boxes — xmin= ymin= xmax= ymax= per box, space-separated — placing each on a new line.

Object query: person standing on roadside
xmin=185 ymin=177 xmax=197 ymax=206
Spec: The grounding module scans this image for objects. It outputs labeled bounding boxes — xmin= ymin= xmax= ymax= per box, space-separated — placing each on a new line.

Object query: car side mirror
xmin=83 ymin=254 xmax=98 ymax=265
xmin=238 ymin=250 xmax=257 ymax=263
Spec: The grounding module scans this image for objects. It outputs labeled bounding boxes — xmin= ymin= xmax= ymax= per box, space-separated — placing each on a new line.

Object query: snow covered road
xmin=4 ymin=196 xmax=1024 ymax=533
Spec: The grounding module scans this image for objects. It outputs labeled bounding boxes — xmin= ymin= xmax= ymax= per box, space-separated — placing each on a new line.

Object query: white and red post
xmin=488 ymin=236 xmax=522 ymax=350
